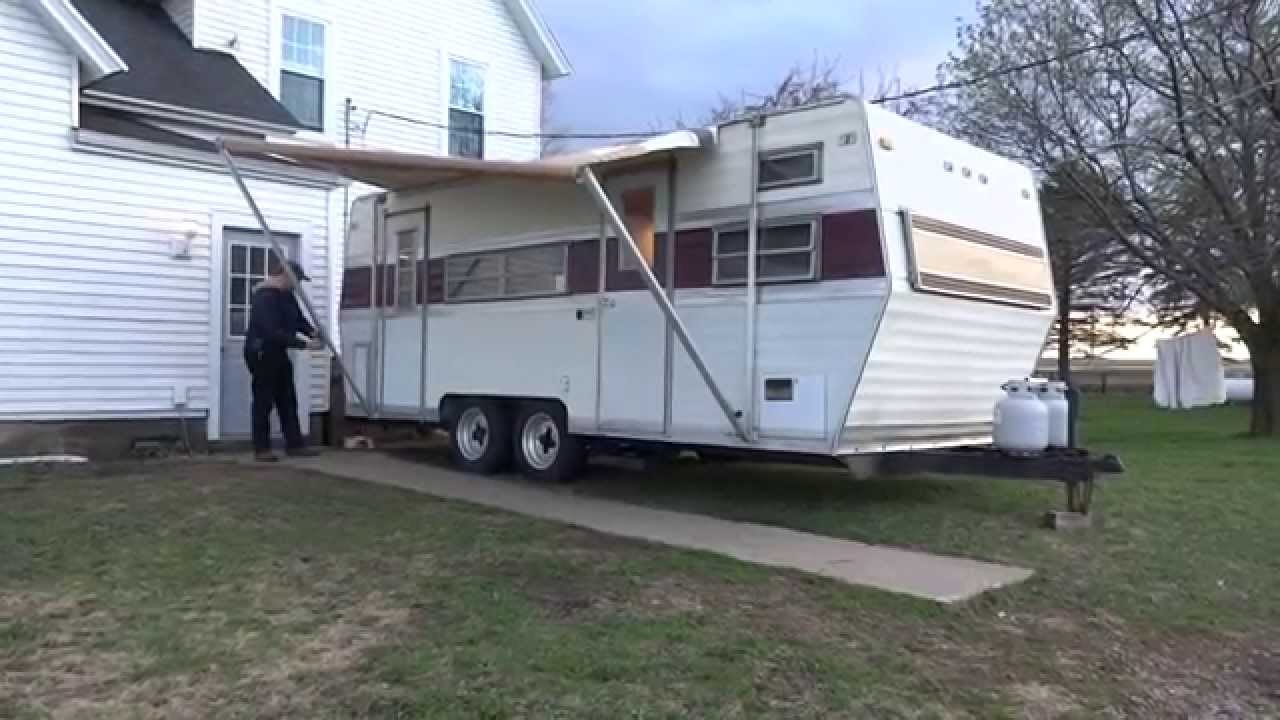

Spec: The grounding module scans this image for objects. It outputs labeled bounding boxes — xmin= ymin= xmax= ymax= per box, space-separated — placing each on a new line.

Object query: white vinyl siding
xmin=0 ymin=0 xmax=333 ymax=420
xmin=191 ymin=0 xmax=542 ymax=160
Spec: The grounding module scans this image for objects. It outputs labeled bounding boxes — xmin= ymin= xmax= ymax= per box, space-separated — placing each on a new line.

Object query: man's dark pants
xmin=247 ymin=350 xmax=304 ymax=452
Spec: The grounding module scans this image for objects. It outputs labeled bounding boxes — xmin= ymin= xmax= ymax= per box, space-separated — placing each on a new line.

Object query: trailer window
xmin=904 ymin=212 xmax=1052 ymax=309
xmin=619 ymin=187 xmax=656 ymax=271
xmin=713 ymin=220 xmax=818 ymax=285
xmin=758 ymin=143 xmax=823 ymax=190
xmin=445 ymin=244 xmax=567 ymax=302
xmin=395 ymin=229 xmax=418 ymax=310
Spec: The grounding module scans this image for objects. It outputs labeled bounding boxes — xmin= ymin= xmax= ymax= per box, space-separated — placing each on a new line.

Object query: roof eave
xmin=504 ymin=0 xmax=571 ymax=79
xmin=23 ymin=0 xmax=127 ymax=81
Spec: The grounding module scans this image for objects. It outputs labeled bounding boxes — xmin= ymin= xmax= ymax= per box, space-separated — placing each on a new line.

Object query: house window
xmin=395 ymin=229 xmax=418 ymax=310
xmin=449 ymin=60 xmax=485 ymax=158
xmin=758 ymin=143 xmax=823 ymax=190
xmin=619 ymin=187 xmax=656 ymax=271
xmin=280 ymin=15 xmax=326 ymax=130
xmin=445 ymin=244 xmax=567 ymax=302
xmin=713 ymin=220 xmax=818 ymax=285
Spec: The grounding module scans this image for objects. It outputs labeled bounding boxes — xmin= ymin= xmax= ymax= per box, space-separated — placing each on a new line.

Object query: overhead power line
xmin=351 ymin=0 xmax=1253 ymax=140
xmin=873 ymin=0 xmax=1252 ymax=104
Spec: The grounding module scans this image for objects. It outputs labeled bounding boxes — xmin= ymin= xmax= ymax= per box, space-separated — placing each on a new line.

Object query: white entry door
xmin=219 ymin=228 xmax=305 ymax=439
xmin=598 ymin=171 xmax=669 ymax=433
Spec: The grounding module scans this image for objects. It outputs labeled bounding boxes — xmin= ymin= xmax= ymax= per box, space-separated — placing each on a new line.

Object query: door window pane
xmin=231 ymin=245 xmax=246 ymax=273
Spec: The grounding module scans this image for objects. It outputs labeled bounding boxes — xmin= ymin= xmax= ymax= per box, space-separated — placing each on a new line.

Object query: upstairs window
xmin=758 ymin=143 xmax=823 ymax=190
xmin=713 ymin=220 xmax=819 ymax=285
xmin=280 ymin=15 xmax=326 ymax=130
xmin=449 ymin=60 xmax=485 ymax=158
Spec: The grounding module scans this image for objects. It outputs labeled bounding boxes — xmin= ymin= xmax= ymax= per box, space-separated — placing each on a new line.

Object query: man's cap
xmin=269 ymin=258 xmax=311 ymax=282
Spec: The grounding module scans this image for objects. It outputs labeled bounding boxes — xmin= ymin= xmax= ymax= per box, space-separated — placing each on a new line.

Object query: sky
xmin=535 ymin=0 xmax=975 ymax=137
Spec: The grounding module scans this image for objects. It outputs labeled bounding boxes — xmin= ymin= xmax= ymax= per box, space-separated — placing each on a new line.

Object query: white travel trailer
xmin=222 ymin=98 xmax=1060 ymax=484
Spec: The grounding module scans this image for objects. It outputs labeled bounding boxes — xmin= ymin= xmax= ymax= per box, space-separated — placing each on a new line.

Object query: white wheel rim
xmin=456 ymin=407 xmax=490 ymax=461
xmin=520 ymin=412 xmax=560 ymax=471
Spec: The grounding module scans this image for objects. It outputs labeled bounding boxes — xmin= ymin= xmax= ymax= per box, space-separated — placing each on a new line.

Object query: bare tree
xmin=704 ymin=55 xmax=928 ymax=124
xmin=1040 ymin=165 xmax=1146 ymax=376
xmin=940 ymin=0 xmax=1280 ymax=436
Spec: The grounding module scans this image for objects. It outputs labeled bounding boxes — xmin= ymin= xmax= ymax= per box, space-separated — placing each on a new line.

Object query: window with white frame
xmin=758 ymin=143 xmax=823 ymax=190
xmin=448 ymin=59 xmax=485 ymax=158
xmin=445 ymin=244 xmax=567 ymax=302
xmin=280 ymin=15 xmax=326 ymax=130
xmin=713 ymin=220 xmax=819 ymax=285
xmin=395 ymin=229 xmax=418 ymax=310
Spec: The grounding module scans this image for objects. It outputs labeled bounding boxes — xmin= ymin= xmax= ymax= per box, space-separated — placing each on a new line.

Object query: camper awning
xmin=219 ymin=128 xmax=713 ymax=190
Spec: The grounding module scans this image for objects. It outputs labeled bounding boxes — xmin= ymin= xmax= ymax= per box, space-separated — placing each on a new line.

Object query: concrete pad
xmin=269 ymin=451 xmax=1033 ymax=603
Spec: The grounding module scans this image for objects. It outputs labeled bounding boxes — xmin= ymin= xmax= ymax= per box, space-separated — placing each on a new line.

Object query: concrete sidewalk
xmin=273 ymin=451 xmax=1033 ymax=603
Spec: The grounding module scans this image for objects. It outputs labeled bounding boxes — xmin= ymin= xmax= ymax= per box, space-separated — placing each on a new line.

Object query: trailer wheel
xmin=513 ymin=403 xmax=583 ymax=483
xmin=448 ymin=399 xmax=511 ymax=474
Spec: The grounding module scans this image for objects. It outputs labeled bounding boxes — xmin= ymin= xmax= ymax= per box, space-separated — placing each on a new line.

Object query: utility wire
xmin=356 ymin=106 xmax=660 ymax=141
xmin=352 ymin=0 xmax=1253 ymax=139
xmin=873 ymin=0 xmax=1253 ymax=104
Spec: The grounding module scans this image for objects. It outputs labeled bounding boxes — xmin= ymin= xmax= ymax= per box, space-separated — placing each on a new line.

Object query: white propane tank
xmin=1036 ymin=381 xmax=1070 ymax=448
xmin=994 ymin=380 xmax=1050 ymax=455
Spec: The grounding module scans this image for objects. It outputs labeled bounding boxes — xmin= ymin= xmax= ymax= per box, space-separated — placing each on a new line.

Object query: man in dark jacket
xmin=245 ymin=259 xmax=322 ymax=461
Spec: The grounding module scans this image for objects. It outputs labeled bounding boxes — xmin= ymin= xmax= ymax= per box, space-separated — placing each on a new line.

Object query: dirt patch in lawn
xmin=0 ymin=589 xmax=414 ymax=720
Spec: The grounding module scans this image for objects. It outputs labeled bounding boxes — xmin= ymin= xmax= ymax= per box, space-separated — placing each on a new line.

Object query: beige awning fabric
xmin=220 ymin=128 xmax=713 ymax=191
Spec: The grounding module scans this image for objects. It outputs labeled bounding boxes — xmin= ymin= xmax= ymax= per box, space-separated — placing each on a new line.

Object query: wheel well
xmin=439 ymin=395 xmax=567 ymax=429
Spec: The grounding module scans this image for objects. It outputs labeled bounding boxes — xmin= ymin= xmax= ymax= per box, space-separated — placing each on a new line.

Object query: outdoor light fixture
xmin=172 ymin=218 xmax=198 ymax=259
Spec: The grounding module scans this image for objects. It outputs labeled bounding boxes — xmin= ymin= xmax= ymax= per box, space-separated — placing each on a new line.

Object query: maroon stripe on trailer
xmin=674 ymin=228 xmax=713 ymax=289
xmin=428 ymin=259 xmax=444 ymax=303
xmin=567 ymin=238 xmax=600 ymax=294
xmin=415 ymin=259 xmax=426 ymax=305
xmin=341 ymin=266 xmax=372 ymax=309
xmin=821 ymin=209 xmax=884 ymax=279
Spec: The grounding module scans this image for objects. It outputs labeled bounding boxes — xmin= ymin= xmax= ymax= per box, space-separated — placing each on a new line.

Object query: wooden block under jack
xmin=343 ymin=435 xmax=375 ymax=450
xmin=1044 ymin=511 xmax=1093 ymax=530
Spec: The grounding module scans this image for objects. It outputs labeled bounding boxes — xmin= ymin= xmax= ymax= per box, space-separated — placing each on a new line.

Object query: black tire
xmin=512 ymin=403 xmax=583 ymax=483
xmin=447 ymin=398 xmax=511 ymax=474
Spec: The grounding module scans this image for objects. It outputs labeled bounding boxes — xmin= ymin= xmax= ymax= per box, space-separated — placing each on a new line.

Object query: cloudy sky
xmin=535 ymin=0 xmax=975 ymax=136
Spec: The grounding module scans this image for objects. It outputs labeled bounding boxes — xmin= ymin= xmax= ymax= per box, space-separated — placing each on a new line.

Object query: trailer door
xmin=598 ymin=171 xmax=670 ymax=433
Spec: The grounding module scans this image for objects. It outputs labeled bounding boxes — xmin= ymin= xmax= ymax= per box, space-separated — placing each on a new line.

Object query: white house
xmin=0 ymin=0 xmax=568 ymax=456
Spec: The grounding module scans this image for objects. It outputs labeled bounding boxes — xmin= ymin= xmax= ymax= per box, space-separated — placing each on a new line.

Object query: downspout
xmin=744 ymin=114 xmax=764 ymax=441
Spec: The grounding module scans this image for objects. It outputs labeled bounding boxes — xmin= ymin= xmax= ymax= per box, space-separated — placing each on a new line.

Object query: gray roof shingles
xmin=72 ymin=0 xmax=302 ymax=129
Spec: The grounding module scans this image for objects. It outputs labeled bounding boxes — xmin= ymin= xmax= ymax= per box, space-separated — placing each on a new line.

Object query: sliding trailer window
xmin=902 ymin=211 xmax=1052 ymax=309
xmin=444 ymin=243 xmax=568 ymax=302
xmin=713 ymin=218 xmax=819 ymax=285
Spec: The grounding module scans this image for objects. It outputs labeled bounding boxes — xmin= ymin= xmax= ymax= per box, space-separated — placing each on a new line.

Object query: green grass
xmin=1 ymin=397 xmax=1277 ymax=718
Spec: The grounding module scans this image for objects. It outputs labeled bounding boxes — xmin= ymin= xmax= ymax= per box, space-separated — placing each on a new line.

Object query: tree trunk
xmin=1057 ymin=277 xmax=1072 ymax=383
xmin=1246 ymin=331 xmax=1280 ymax=437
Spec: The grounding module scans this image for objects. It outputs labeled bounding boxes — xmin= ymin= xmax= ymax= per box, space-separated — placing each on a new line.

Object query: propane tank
xmin=994 ymin=380 xmax=1050 ymax=455
xmin=1036 ymin=381 xmax=1070 ymax=449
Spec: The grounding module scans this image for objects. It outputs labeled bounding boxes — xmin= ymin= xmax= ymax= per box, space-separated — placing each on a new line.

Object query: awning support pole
xmin=578 ymin=166 xmax=749 ymax=442
xmin=218 ymin=143 xmax=373 ymax=418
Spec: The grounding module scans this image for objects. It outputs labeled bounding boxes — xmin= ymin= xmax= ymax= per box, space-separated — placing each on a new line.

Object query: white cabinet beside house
xmin=0 ymin=0 xmax=568 ymax=455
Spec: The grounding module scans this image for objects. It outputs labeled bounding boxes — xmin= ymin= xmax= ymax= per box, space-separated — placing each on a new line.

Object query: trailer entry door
xmin=599 ymin=176 xmax=667 ymax=433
